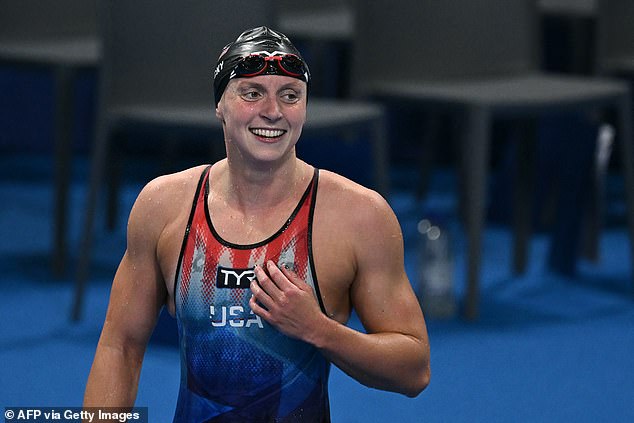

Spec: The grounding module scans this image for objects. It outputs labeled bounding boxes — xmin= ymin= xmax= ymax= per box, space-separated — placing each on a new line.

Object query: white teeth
xmin=251 ymin=128 xmax=285 ymax=138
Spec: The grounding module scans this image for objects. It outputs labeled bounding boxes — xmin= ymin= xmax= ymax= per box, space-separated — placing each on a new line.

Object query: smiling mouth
xmin=250 ymin=128 xmax=286 ymax=139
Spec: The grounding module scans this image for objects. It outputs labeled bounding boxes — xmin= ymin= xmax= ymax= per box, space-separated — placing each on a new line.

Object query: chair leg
xmin=512 ymin=120 xmax=537 ymax=274
xmin=462 ymin=106 xmax=491 ymax=320
xmin=371 ymin=114 xmax=389 ymax=197
xmin=71 ymin=125 xmax=109 ymax=321
xmin=160 ymin=136 xmax=181 ymax=175
xmin=106 ymin=132 xmax=125 ymax=231
xmin=52 ymin=66 xmax=74 ymax=278
xmin=580 ymin=169 xmax=601 ymax=262
xmin=616 ymin=93 xmax=634 ymax=295
xmin=416 ymin=112 xmax=441 ymax=201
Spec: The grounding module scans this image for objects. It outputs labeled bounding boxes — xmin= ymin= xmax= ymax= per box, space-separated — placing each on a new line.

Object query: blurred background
xmin=1 ymin=0 xmax=634 ymax=421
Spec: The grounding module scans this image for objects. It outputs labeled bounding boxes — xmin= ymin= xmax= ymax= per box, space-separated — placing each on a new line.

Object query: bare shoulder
xmin=312 ymin=170 xmax=405 ymax=304
xmin=128 ymin=165 xmax=210 ymax=235
xmin=316 ymin=170 xmax=399 ymax=231
xmin=139 ymin=165 xmax=208 ymax=202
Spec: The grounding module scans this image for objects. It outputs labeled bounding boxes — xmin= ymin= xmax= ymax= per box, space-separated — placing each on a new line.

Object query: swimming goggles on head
xmin=234 ymin=53 xmax=308 ymax=80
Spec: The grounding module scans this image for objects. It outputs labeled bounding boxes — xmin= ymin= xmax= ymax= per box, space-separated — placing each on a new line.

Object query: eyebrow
xmin=235 ymin=79 xmax=305 ymax=93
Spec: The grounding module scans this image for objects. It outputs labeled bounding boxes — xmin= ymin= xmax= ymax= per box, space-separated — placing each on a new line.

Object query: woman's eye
xmin=281 ymin=92 xmax=299 ymax=103
xmin=242 ymin=91 xmax=261 ymax=100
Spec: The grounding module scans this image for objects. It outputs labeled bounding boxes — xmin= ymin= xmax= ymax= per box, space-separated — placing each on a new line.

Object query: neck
xmin=219 ymin=156 xmax=310 ymax=211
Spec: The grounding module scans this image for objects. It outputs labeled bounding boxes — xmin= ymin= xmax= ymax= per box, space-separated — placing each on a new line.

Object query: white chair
xmin=0 ymin=0 xmax=100 ymax=277
xmin=351 ymin=0 xmax=634 ymax=319
xmin=71 ymin=0 xmax=387 ymax=320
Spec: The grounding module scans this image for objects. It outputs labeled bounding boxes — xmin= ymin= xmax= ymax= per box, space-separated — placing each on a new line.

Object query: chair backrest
xmin=351 ymin=0 xmax=540 ymax=95
xmin=100 ymin=0 xmax=274 ymax=108
xmin=274 ymin=0 xmax=351 ymax=14
xmin=0 ymin=0 xmax=97 ymax=40
xmin=538 ymin=0 xmax=597 ymax=16
xmin=595 ymin=0 xmax=634 ymax=75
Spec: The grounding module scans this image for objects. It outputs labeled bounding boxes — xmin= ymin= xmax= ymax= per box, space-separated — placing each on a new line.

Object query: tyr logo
xmin=216 ymin=266 xmax=255 ymax=289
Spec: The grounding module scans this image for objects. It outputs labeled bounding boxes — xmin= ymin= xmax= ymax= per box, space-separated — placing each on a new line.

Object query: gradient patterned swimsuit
xmin=173 ymin=166 xmax=331 ymax=422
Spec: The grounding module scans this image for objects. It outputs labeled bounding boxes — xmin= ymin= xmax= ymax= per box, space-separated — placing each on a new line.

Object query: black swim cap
xmin=213 ymin=26 xmax=310 ymax=106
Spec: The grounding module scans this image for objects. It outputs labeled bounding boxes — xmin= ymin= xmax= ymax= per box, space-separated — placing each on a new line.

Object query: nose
xmin=259 ymin=95 xmax=283 ymax=122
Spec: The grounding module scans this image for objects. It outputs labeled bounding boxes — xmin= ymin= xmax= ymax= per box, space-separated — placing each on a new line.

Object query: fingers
xmin=250 ymin=261 xmax=306 ymax=308
xmin=249 ymin=288 xmax=270 ymax=318
xmin=265 ymin=261 xmax=292 ymax=289
xmin=253 ymin=262 xmax=280 ymax=293
xmin=255 ymin=261 xmax=296 ymax=290
xmin=249 ymin=260 xmax=319 ymax=339
xmin=251 ymin=264 xmax=275 ymax=309
xmin=279 ymin=263 xmax=309 ymax=290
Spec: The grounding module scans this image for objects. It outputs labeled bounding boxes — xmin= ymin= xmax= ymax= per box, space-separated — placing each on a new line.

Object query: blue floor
xmin=1 ymin=154 xmax=634 ymax=422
